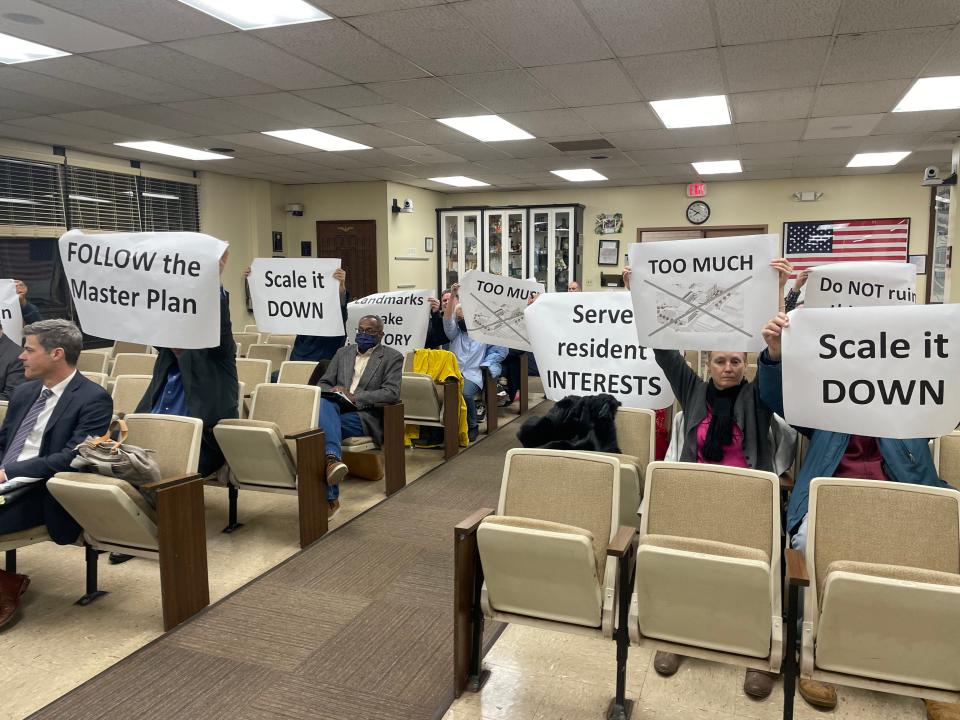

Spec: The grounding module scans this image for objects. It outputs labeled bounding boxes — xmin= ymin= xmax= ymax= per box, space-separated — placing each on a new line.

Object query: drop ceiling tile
xmin=324 ymin=148 xmax=417 ymax=167
xmin=165 ymin=34 xmax=348 ymax=91
xmin=621 ymin=49 xmax=724 ymax=100
xmin=597 ymin=166 xmax=654 ymax=180
xmin=527 ymin=61 xmax=642 ymax=108
xmin=36 ymin=0 xmax=235 ymax=41
xmin=320 ymin=0 xmax=447 ymax=16
xmin=797 ymin=137 xmax=865 ymax=155
xmin=822 ymin=27 xmax=950 ymax=84
xmin=557 ymin=148 xmax=637 ymax=166
xmin=714 ymin=0 xmax=840 ymax=45
xmin=293 ymin=86 xmax=386 ymax=109
xmin=0 ymin=67 xmax=134 ymax=109
xmin=343 ymin=104 xmax=427 ymax=124
xmin=5 ymin=116 xmax=120 ymax=144
xmin=0 ymin=87 xmax=85 ymax=116
xmin=0 ymin=108 xmax=30 ymax=122
xmin=359 ymin=167 xmax=421 ymax=182
xmin=603 ymin=129 xmax=675 ymax=150
xmin=163 ymin=99 xmax=288 ymax=132
xmin=921 ymin=31 xmax=960 ymax=76
xmin=0 ymin=0 xmax=146 ymax=52
xmin=742 ymin=157 xmax=796 ymax=170
xmin=456 ymin=0 xmax=612 ymax=66
xmin=288 ymin=152 xmax=366 ymax=169
xmin=109 ymin=106 xmax=249 ymax=136
xmin=383 ymin=146 xmax=467 ymax=164
xmin=365 ymin=78 xmax=487 ymax=117
xmin=627 ymin=148 xmax=689 ymax=164
xmin=669 ymin=126 xmax=738 ymax=148
xmin=730 ymin=87 xmax=815 ymax=122
xmin=579 ymin=0 xmax=714 ymax=56
xmin=668 ymin=145 xmax=740 ymax=162
xmin=444 ymin=70 xmax=562 ymax=113
xmin=920 ymin=132 xmax=960 ymax=151
xmin=837 ymin=0 xmax=960 ymax=33
xmin=0 ymin=122 xmax=78 ymax=146
xmin=804 ymin=113 xmax=884 ymax=139
xmin=792 ymin=153 xmax=849 ymax=168
xmin=810 ymin=80 xmax=912 ymax=117
xmin=872 ymin=110 xmax=960 ymax=134
xmin=431 ymin=143 xmax=513 ymax=162
xmin=643 ymin=163 xmax=698 ymax=178
xmin=208 ymin=133 xmax=310 ymax=155
xmin=500 ymin=109 xmax=595 ymax=137
xmin=898 ymin=149 xmax=951 ymax=167
xmin=403 ymin=162 xmax=481 ymax=177
xmin=739 ymin=140 xmax=801 ymax=158
xmin=739 ymin=170 xmax=793 ymax=180
xmin=253 ymin=21 xmax=428 ymax=83
xmin=322 ymin=124 xmax=421 ymax=148
xmin=51 ymin=111 xmax=189 ymax=140
xmin=377 ymin=120 xmax=469 ymax=144
xmin=227 ymin=94 xmax=359 ymax=127
xmin=724 ymin=37 xmax=831 ymax=93
xmin=857 ymin=133 xmax=930 ymax=152
xmin=474 ymin=158 xmax=540 ymax=173
xmin=89 ymin=46 xmax=275 ymax=97
xmin=737 ymin=119 xmax=807 ymax=143
xmin=495 ymin=139 xmax=564 ymax=158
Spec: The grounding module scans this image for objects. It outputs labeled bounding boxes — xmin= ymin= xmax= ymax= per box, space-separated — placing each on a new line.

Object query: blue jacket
xmin=758 ymin=350 xmax=949 ymax=533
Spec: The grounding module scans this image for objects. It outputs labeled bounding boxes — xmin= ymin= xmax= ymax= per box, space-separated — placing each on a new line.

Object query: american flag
xmin=784 ymin=217 xmax=909 ymax=277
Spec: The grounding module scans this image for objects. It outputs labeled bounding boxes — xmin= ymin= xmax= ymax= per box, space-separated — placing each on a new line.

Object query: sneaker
xmin=925 ymin=700 xmax=960 ymax=720
xmin=325 ymin=455 xmax=348 ymax=486
xmin=798 ymin=678 xmax=837 ymax=709
xmin=327 ymin=499 xmax=341 ymax=518
xmin=653 ymin=651 xmax=681 ymax=676
xmin=743 ymin=669 xmax=777 ymax=698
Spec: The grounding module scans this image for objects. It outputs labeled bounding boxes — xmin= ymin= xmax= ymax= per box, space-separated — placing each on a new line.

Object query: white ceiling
xmin=0 ymin=0 xmax=955 ymax=190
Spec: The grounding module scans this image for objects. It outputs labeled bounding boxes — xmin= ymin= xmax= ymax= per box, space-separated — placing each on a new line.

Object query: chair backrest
xmin=250 ymin=383 xmax=320 ymax=436
xmin=613 ymin=408 xmax=655 ymax=467
xmin=808 ymin=478 xmax=960 ymax=607
xmin=111 ymin=374 xmax=153 ymax=416
xmin=236 ymin=358 xmax=271 ymax=395
xmin=115 ymin=340 xmax=151 ymax=355
xmin=0 ymin=400 xmax=7 ymax=425
xmin=243 ymin=324 xmax=259 ymax=334
xmin=124 ymin=413 xmax=203 ymax=478
xmin=233 ymin=332 xmax=261 ymax=357
xmin=278 ymin=361 xmax=318 ymax=385
xmin=744 ymin=363 xmax=758 ymax=382
xmin=81 ymin=371 xmax=109 ymax=388
xmin=401 ymin=372 xmax=442 ymax=421
xmin=403 ymin=351 xmax=415 ymax=372
xmin=641 ymin=461 xmax=779 ymax=562
xmin=247 ymin=344 xmax=290 ymax=375
xmin=237 ymin=381 xmax=245 ymax=418
xmin=77 ymin=350 xmax=109 ymax=374
xmin=746 ymin=351 xmax=758 ymax=364
xmin=111 ymin=353 xmax=157 ymax=378
xmin=934 ymin=431 xmax=960 ymax=490
xmin=266 ymin=333 xmax=297 ymax=346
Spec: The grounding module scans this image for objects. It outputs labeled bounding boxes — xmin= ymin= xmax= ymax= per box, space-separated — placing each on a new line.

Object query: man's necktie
xmin=1 ymin=388 xmax=53 ymax=469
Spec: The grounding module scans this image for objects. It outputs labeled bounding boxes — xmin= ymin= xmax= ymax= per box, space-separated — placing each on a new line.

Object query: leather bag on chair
xmin=71 ymin=415 xmax=162 ymax=507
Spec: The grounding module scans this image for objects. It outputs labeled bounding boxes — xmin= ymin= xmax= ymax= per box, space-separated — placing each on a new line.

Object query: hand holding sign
xmin=0 ymin=280 xmax=23 ymax=346
xmin=457 ymin=270 xmax=544 ymax=352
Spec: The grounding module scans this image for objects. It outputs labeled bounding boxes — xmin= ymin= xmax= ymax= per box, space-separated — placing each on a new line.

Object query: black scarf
xmin=702 ymin=380 xmax=745 ymax=462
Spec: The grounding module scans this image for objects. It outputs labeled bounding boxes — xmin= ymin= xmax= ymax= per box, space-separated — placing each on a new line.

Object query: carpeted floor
xmin=29 ymin=406 xmax=545 ymax=720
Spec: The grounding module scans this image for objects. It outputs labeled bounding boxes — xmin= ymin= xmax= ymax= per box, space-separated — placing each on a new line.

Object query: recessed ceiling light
xmin=175 ymin=0 xmax=331 ymax=30
xmin=0 ymin=197 xmax=36 ymax=205
xmin=115 ymin=141 xmax=233 ymax=160
xmin=846 ymin=151 xmax=910 ymax=167
xmin=142 ymin=192 xmax=180 ymax=200
xmin=650 ymin=95 xmax=731 ymax=129
xmin=894 ymin=76 xmax=960 ymax=112
xmin=262 ymin=129 xmax=370 ymax=151
xmin=69 ymin=194 xmax=111 ymax=204
xmin=0 ymin=31 xmax=69 ymax=64
xmin=436 ymin=115 xmax=534 ymax=142
xmin=692 ymin=160 xmax=742 ymax=174
xmin=429 ymin=176 xmax=490 ymax=187
xmin=551 ymin=169 xmax=607 ymax=182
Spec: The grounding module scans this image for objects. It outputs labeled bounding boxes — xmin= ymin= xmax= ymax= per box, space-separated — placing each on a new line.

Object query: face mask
xmin=355 ymin=332 xmax=379 ymax=352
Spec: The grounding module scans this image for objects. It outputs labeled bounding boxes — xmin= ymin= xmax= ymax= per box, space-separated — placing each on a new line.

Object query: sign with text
xmin=525 ymin=291 xmax=674 ymax=410
xmin=347 ymin=289 xmax=434 ymax=355
xmin=249 ymin=258 xmax=344 ymax=336
xmin=0 ymin=280 xmax=23 ymax=346
xmin=629 ymin=234 xmax=779 ymax=351
xmin=458 ymin=270 xmax=544 ymax=351
xmin=804 ymin=261 xmax=916 ymax=308
xmin=782 ymin=305 xmax=960 ymax=439
xmin=60 ymin=230 xmax=227 ymax=349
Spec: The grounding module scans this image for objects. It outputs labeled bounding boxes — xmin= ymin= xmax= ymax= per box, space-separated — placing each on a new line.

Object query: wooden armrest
xmin=285 ymin=428 xmax=323 ymax=441
xmin=455 ymin=508 xmax=494 ymax=536
xmin=785 ymin=548 xmax=809 ymax=587
xmin=607 ymin=526 xmax=636 ymax=557
xmin=373 ymin=401 xmax=403 ymax=408
xmin=780 ymin=472 xmax=795 ymax=491
xmin=441 ymin=376 xmax=459 ymax=385
xmin=142 ymin=473 xmax=202 ymax=492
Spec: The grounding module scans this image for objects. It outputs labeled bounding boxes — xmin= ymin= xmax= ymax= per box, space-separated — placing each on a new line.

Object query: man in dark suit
xmin=0 ymin=329 xmax=25 ymax=400
xmin=317 ymin=315 xmax=402 ymax=515
xmin=0 ymin=319 xmax=112 ymax=629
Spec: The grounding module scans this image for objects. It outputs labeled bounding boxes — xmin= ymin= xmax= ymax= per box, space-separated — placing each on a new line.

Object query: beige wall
xmin=386 ymin=182 xmax=446 ymax=292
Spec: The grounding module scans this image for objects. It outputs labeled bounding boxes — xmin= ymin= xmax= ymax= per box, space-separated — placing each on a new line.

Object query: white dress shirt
xmin=17 ymin=371 xmax=76 ymax=463
xmin=350 ymin=351 xmax=371 ymax=395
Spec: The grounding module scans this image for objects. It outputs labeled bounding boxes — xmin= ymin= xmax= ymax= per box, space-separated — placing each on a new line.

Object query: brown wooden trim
xmin=286 ymin=428 xmax=324 ymax=441
xmin=636 ymin=224 xmax=770 ymax=242
xmin=296 ymin=429 xmax=328 ymax=547
xmin=454 ymin=508 xmax=494 ymax=696
xmin=381 ymin=402 xmax=406 ymax=496
xmin=925 ymin=185 xmax=937 ymax=303
xmin=483 ymin=368 xmax=498 ymax=433
xmin=607 ymin=526 xmax=636 ymax=557
xmin=518 ymin=353 xmax=529 ymax=415
xmin=156 ymin=475 xmax=209 ymax=631
xmin=143 ymin=472 xmax=201 ymax=492
xmin=442 ymin=378 xmax=460 ymax=460
xmin=785 ymin=548 xmax=810 ymax=587
xmin=455 ymin=508 xmax=494 ymax=534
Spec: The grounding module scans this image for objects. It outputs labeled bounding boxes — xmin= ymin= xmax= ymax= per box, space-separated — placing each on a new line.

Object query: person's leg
xmin=0 ymin=491 xmax=43 ymax=628
xmin=462 ymin=379 xmax=480 ymax=442
xmin=339 ymin=410 xmax=364 ymax=441
xmin=318 ymin=399 xmax=347 ymax=504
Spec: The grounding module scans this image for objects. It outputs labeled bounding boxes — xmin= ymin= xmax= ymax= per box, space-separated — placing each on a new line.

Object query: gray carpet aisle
xmin=29 ymin=408 xmax=544 ymax=720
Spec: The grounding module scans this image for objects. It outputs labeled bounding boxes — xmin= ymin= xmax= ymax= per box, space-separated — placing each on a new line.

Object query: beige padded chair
xmin=933 ymin=431 xmax=960 ymax=490
xmin=401 ymin=371 xmax=460 ymax=460
xmin=265 ymin=333 xmax=297 ymax=347
xmin=80 ymin=371 xmax=108 ymax=388
xmin=237 ymin=381 xmax=245 ymax=419
xmin=454 ymin=449 xmax=635 ymax=715
xmin=114 ymin=340 xmax=152 ymax=355
xmin=243 ymin=324 xmax=259 ymax=334
xmin=110 ymin=352 xmax=157 ymax=379
xmin=77 ymin=350 xmax=109 ymax=374
xmin=47 ymin=414 xmax=208 ymax=631
xmin=786 ymin=478 xmax=960 ymax=710
xmin=247 ymin=343 xmax=290 ymax=376
xmin=2 ymin=526 xmax=51 ymax=575
xmin=0 ymin=399 xmax=7 ymax=424
xmin=233 ymin=332 xmax=261 ymax=358
xmin=630 ymin=462 xmax=783 ymax=677
xmin=111 ymin=374 xmax=152 ymax=416
xmin=278 ymin=361 xmax=318 ymax=385
xmin=744 ymin=363 xmax=758 ymax=382
xmin=236 ymin=358 xmax=271 ymax=416
xmin=214 ymin=383 xmax=328 ymax=546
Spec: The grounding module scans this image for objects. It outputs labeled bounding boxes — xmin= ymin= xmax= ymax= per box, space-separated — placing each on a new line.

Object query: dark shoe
xmin=653 ymin=651 xmax=681 ymax=676
xmin=926 ymin=700 xmax=960 ymax=720
xmin=0 ymin=569 xmax=29 ymax=629
xmin=325 ymin=455 xmax=348 ymax=486
xmin=109 ymin=553 xmax=134 ymax=565
xmin=743 ymin=669 xmax=777 ymax=698
xmin=799 ymin=678 xmax=838 ymax=709
xmin=327 ymin=499 xmax=341 ymax=518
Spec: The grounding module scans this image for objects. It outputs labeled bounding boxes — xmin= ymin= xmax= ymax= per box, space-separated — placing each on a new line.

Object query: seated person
xmin=0 ymin=324 xmax=25 ymax=400
xmin=316 ymin=315 xmax=402 ymax=515
xmin=425 ymin=290 xmax=451 ymax=349
xmin=759 ymin=311 xmax=954 ymax=717
xmin=15 ymin=280 xmax=42 ymax=325
xmin=0 ymin=319 xmax=112 ymax=629
xmin=442 ymin=283 xmax=508 ymax=442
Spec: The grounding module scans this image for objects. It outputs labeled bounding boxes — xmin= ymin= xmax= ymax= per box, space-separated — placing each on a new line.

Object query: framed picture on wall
xmin=425 ymin=236 xmax=434 ymax=252
xmin=598 ymin=239 xmax=620 ymax=266
xmin=300 ymin=241 xmax=312 ymax=257
xmin=272 ymin=231 xmax=283 ymax=254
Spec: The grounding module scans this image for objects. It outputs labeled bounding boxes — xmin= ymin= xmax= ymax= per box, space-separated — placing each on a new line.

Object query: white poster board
xmin=804 ymin=261 xmax=917 ymax=308
xmin=525 ymin=291 xmax=674 ymax=410
xmin=0 ymin=280 xmax=23 ymax=346
xmin=59 ymin=230 xmax=227 ymax=349
xmin=347 ymin=289 xmax=434 ymax=355
xmin=249 ymin=258 xmax=344 ymax=336
xmin=457 ymin=270 xmax=544 ymax=352
xmin=629 ymin=234 xmax=779 ymax=351
xmin=782 ymin=305 xmax=960 ymax=439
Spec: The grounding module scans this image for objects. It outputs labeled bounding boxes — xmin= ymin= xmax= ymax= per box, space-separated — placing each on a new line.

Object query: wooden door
xmin=316 ymin=220 xmax=377 ymax=299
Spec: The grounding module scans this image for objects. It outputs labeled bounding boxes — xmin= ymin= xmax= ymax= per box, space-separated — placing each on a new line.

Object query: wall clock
xmin=686 ymin=200 xmax=710 ymax=225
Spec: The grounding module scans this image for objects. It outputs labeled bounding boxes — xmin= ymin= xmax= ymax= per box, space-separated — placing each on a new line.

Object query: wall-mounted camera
xmin=284 ymin=203 xmax=304 ymax=216
xmin=391 ymin=197 xmax=414 ymax=213
xmin=922 ymin=166 xmax=957 ymax=187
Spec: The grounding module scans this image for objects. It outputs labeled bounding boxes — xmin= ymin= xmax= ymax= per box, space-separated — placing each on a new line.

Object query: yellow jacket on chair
xmin=405 ymin=348 xmax=470 ymax=448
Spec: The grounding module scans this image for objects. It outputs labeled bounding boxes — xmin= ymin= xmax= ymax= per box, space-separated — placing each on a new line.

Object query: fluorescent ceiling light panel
xmin=0 ymin=197 xmax=36 ymax=205
xmin=550 ymin=169 xmax=607 ymax=182
xmin=692 ymin=160 xmax=742 ymax=174
xmin=429 ymin=176 xmax=490 ymax=187
xmin=115 ymin=141 xmax=233 ymax=160
xmin=846 ymin=151 xmax=910 ymax=167
xmin=436 ymin=115 xmax=534 ymax=142
xmin=262 ymin=128 xmax=370 ymax=151
xmin=69 ymin=194 xmax=111 ymax=204
xmin=175 ymin=0 xmax=331 ymax=30
xmin=650 ymin=95 xmax=731 ymax=129
xmin=0 ymin=32 xmax=70 ymax=65
xmin=142 ymin=192 xmax=180 ymax=200
xmin=894 ymin=76 xmax=960 ymax=112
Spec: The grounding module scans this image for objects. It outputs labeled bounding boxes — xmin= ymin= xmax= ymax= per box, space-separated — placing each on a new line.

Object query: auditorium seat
xmin=744 ymin=363 xmax=758 ymax=382
xmin=232 ymin=332 xmax=261 ymax=357
xmin=77 ymin=350 xmax=109 ymax=374
xmin=47 ymin=414 xmax=208 ymax=631
xmin=277 ymin=360 xmax=317 ymax=385
xmin=110 ymin=353 xmax=157 ymax=379
xmin=80 ymin=371 xmax=108 ymax=388
xmin=454 ymin=449 xmax=634 ymax=715
xmin=0 ymin=399 xmax=7 ymax=424
xmin=243 ymin=324 xmax=259 ymax=334
xmin=1 ymin=526 xmax=50 ymax=576
xmin=246 ymin=343 xmax=290 ymax=376
xmin=786 ymin=477 xmax=960 ymax=713
xmin=265 ymin=333 xmax=296 ymax=347
xmin=596 ymin=408 xmax=656 ymax=529
xmin=236 ymin=358 xmax=271 ymax=415
xmin=933 ymin=431 xmax=960 ymax=490
xmin=114 ymin=340 xmax=153 ymax=355
xmin=111 ymin=374 xmax=153 ymax=416
xmin=401 ymin=371 xmax=460 ymax=459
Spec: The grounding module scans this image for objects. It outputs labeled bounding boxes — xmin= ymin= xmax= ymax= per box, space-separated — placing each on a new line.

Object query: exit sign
xmin=687 ymin=183 xmax=707 ymax=197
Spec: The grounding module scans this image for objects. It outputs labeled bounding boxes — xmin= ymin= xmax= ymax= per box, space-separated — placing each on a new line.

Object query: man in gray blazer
xmin=0 ymin=331 xmax=25 ymax=401
xmin=316 ymin=314 xmax=402 ymax=514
